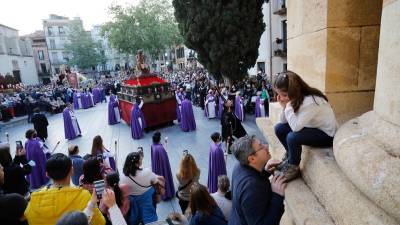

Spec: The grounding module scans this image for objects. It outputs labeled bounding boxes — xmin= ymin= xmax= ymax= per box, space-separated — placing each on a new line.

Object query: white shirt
xmin=211 ymin=192 xmax=232 ymax=221
xmin=280 ymin=95 xmax=338 ymax=137
xmin=120 ymin=168 xmax=157 ymax=196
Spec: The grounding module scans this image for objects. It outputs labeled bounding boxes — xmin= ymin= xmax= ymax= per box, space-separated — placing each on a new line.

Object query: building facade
xmin=25 ymin=30 xmax=51 ymax=84
xmin=0 ymin=24 xmax=38 ymax=85
xmin=90 ymin=25 xmax=128 ymax=73
xmin=249 ymin=0 xmax=287 ymax=79
xmin=43 ymin=14 xmax=82 ymax=74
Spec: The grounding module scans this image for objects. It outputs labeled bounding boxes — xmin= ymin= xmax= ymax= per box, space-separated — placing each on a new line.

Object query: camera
xmin=96 ymin=154 xmax=104 ymax=163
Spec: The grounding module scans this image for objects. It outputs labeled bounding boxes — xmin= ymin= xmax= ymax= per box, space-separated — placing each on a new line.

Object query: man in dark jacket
xmin=229 ymin=135 xmax=286 ymax=225
xmin=31 ymin=108 xmax=49 ymax=141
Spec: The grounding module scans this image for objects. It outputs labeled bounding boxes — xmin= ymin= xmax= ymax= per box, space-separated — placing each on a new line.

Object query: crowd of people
xmin=0 ymin=69 xmax=338 ymax=225
xmin=0 ymin=76 xmax=126 ymax=123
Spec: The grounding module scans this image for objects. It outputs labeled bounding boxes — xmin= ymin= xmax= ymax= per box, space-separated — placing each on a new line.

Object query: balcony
xmin=273 ymin=38 xmax=287 ymax=58
xmin=273 ymin=0 xmax=286 ymax=15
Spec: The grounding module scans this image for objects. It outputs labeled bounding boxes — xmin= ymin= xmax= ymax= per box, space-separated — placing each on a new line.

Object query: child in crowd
xmin=68 ymin=144 xmax=84 ymax=186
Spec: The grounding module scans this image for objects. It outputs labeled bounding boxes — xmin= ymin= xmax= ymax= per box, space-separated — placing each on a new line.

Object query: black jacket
xmin=3 ymin=155 xmax=31 ymax=196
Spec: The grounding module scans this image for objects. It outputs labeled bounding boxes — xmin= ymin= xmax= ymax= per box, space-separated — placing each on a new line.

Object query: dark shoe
xmin=276 ymin=163 xmax=300 ymax=182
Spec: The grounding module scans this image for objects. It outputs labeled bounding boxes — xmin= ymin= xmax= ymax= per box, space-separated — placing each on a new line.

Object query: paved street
xmin=1 ymin=100 xmax=264 ymax=219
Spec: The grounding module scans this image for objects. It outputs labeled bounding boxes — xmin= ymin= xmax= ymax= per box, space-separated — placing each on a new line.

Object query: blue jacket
xmin=69 ymin=155 xmax=84 ymax=186
xmin=190 ymin=206 xmax=227 ymax=225
xmin=229 ymin=163 xmax=284 ymax=225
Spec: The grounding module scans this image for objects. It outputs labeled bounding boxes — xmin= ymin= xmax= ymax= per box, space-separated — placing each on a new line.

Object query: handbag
xmin=175 ymin=179 xmax=193 ymax=199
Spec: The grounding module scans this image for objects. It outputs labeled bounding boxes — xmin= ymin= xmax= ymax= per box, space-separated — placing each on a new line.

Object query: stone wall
xmin=287 ymin=0 xmax=382 ymax=124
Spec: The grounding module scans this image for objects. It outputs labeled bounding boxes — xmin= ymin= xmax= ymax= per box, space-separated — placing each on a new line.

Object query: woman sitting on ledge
xmin=273 ymin=71 xmax=338 ymax=182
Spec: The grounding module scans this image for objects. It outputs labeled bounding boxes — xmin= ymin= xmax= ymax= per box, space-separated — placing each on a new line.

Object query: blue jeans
xmin=274 ymin=123 xmax=333 ymax=165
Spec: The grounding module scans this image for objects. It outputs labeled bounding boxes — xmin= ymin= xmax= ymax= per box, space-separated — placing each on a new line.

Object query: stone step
xmin=285 ymin=179 xmax=335 ymax=225
xmin=280 ymin=207 xmax=295 ymax=225
xmin=256 ymin=106 xmax=398 ymax=225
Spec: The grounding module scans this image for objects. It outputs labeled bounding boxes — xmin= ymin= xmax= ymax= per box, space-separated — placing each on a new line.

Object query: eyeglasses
xmin=250 ymin=142 xmax=268 ymax=156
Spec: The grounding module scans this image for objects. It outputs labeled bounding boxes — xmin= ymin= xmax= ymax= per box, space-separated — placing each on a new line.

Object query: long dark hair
xmin=82 ymin=157 xmax=103 ymax=184
xmin=0 ymin=145 xmax=12 ymax=167
xmin=123 ymin=152 xmax=142 ymax=177
xmin=106 ymin=172 xmax=123 ymax=208
xmin=152 ymin=131 xmax=161 ymax=144
xmin=91 ymin=135 xmax=104 ymax=155
xmin=189 ymin=183 xmax=218 ymax=216
xmin=274 ymin=71 xmax=328 ymax=113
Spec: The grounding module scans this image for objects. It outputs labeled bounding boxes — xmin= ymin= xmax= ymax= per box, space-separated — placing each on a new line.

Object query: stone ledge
xmin=333 ymin=111 xmax=400 ymax=222
xmin=285 ymin=179 xmax=335 ymax=225
xmin=280 ymin=207 xmax=295 ymax=225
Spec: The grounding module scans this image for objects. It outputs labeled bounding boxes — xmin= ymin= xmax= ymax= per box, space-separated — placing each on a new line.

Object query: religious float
xmin=117 ymin=50 xmax=177 ymax=127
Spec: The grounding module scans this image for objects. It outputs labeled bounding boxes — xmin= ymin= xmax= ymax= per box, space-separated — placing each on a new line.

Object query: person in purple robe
xmin=207 ymin=132 xmax=227 ymax=193
xmin=25 ymin=129 xmax=49 ymax=189
xmin=131 ymin=97 xmax=146 ymax=139
xmin=255 ymin=91 xmax=266 ymax=118
xmin=150 ymin=131 xmax=175 ymax=200
xmin=108 ymin=94 xmax=121 ymax=125
xmin=81 ymin=92 xmax=91 ymax=109
xmin=205 ymin=90 xmax=216 ymax=119
xmin=235 ymin=91 xmax=245 ymax=122
xmin=63 ymin=103 xmax=82 ymax=140
xmin=92 ymin=88 xmax=101 ymax=104
xmin=175 ymin=88 xmax=184 ymax=123
xmin=180 ymin=97 xmax=196 ymax=132
xmin=73 ymin=91 xmax=82 ymax=109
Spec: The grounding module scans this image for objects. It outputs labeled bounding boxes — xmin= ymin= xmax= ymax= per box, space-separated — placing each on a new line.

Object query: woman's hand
xmin=265 ymin=159 xmax=282 ymax=172
xmin=102 ymin=188 xmax=117 ymax=208
xmin=277 ymin=94 xmax=288 ymax=108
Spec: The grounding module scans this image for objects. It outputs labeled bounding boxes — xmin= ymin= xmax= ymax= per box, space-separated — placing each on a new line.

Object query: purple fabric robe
xmin=255 ymin=96 xmax=261 ymax=118
xmin=25 ymin=138 xmax=49 ymax=189
xmin=92 ymin=88 xmax=101 ymax=104
xmin=180 ymin=99 xmax=196 ymax=132
xmin=151 ymin=143 xmax=175 ymax=200
xmin=63 ymin=108 xmax=82 ymax=140
xmin=108 ymin=97 xmax=120 ymax=125
xmin=73 ymin=92 xmax=81 ymax=109
xmin=131 ymin=104 xmax=146 ymax=139
xmin=235 ymin=95 xmax=244 ymax=122
xmin=207 ymin=142 xmax=227 ymax=193
xmin=176 ymin=92 xmax=184 ymax=122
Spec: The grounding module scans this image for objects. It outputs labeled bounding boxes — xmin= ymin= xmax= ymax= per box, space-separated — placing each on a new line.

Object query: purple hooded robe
xmin=235 ymin=95 xmax=244 ymax=122
xmin=63 ymin=108 xmax=82 ymax=140
xmin=207 ymin=142 xmax=227 ymax=193
xmin=108 ymin=96 xmax=120 ymax=125
xmin=25 ymin=138 xmax=49 ymax=189
xmin=151 ymin=143 xmax=175 ymax=200
xmin=131 ymin=103 xmax=146 ymax=139
xmin=180 ymin=98 xmax=196 ymax=132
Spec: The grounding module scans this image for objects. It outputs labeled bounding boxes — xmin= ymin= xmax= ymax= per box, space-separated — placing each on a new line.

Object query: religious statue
xmin=135 ymin=50 xmax=150 ymax=76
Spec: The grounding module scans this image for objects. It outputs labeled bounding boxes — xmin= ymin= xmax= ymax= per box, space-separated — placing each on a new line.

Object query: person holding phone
xmin=0 ymin=143 xmax=31 ymax=196
xmin=25 ymin=129 xmax=49 ymax=190
xmin=90 ymin=135 xmax=116 ymax=171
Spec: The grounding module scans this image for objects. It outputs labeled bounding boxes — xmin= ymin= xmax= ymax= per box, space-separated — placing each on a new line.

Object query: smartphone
xmin=27 ymin=160 xmax=36 ymax=167
xmin=16 ymin=141 xmax=23 ymax=150
xmin=93 ymin=180 xmax=105 ymax=199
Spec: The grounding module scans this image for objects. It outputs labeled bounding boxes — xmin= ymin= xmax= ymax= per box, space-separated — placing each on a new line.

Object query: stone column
xmin=334 ymin=0 xmax=400 ymax=222
xmin=287 ymin=0 xmax=382 ymax=123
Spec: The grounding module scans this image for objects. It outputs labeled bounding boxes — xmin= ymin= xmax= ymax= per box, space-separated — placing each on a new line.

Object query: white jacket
xmin=280 ymin=95 xmax=338 ymax=137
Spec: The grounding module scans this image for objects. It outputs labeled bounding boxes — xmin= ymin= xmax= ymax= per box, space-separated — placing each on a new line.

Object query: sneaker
xmin=280 ymin=164 xmax=300 ymax=182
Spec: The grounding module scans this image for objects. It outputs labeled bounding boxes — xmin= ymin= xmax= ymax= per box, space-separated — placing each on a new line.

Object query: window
xmin=38 ymin=50 xmax=44 ymax=60
xmin=58 ymin=26 xmax=65 ymax=35
xmin=51 ymin=52 xmax=58 ymax=63
xmin=257 ymin=62 xmax=265 ymax=73
xmin=62 ymin=52 xmax=69 ymax=62
xmin=283 ymin=63 xmax=287 ymax=72
xmin=50 ymin=39 xmax=56 ymax=49
xmin=281 ymin=20 xmax=287 ymax=51
xmin=48 ymin=27 xmax=53 ymax=36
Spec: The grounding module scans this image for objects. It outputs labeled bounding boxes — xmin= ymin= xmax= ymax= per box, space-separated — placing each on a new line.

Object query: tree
xmin=102 ymin=0 xmax=183 ymax=58
xmin=65 ymin=21 xmax=105 ymax=70
xmin=173 ymin=0 xmax=265 ymax=82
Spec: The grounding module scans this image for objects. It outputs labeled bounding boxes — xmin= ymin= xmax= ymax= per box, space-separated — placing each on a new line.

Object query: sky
xmin=1 ymin=0 xmax=138 ymax=35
